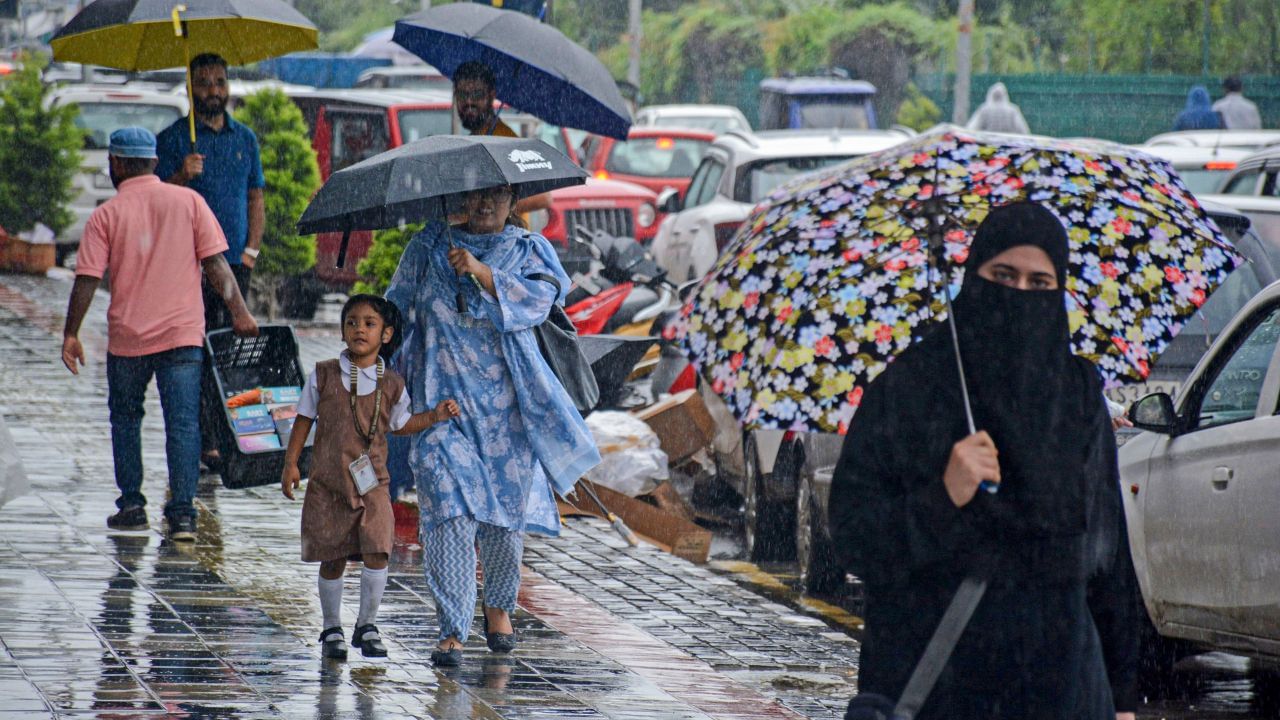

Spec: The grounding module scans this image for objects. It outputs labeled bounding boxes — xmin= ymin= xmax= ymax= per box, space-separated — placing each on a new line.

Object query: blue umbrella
xmin=392 ymin=3 xmax=631 ymax=140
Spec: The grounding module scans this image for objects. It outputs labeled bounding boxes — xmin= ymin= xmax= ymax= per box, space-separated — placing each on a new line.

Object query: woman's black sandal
xmin=483 ymin=613 xmax=517 ymax=654
xmin=352 ymin=624 xmax=388 ymax=658
xmin=320 ymin=627 xmax=347 ymax=660
xmin=431 ymin=645 xmax=463 ymax=666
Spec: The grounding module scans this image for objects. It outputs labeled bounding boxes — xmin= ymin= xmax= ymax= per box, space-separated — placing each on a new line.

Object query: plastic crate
xmin=202 ymin=326 xmax=313 ymax=489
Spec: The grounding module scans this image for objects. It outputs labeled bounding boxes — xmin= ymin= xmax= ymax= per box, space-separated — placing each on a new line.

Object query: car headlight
xmin=92 ymin=170 xmax=113 ymax=189
xmin=636 ymin=202 xmax=656 ymax=229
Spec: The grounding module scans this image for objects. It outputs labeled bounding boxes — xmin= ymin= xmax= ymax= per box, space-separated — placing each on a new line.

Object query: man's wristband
xmin=243 ymin=247 xmax=260 ymax=259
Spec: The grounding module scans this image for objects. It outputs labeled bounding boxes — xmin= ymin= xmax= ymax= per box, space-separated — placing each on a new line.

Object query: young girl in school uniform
xmin=282 ymin=294 xmax=459 ymax=660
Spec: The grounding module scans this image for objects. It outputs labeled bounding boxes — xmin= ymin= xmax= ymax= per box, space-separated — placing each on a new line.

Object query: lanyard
xmin=349 ymin=357 xmax=384 ymax=449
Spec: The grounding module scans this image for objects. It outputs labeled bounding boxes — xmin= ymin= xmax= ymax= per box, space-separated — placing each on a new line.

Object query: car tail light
xmin=782 ymin=430 xmax=797 ymax=443
xmin=1204 ymin=161 xmax=1237 ymax=170
xmin=594 ymin=170 xmax=610 ymax=180
xmin=714 ymin=221 xmax=743 ymax=252
xmin=656 ymin=137 xmax=675 ymax=149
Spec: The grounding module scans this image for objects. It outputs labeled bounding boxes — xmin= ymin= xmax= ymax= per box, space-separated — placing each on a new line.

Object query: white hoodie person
xmin=966 ymin=82 xmax=1031 ymax=134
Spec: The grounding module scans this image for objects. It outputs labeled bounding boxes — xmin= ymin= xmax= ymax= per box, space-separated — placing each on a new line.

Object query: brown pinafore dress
xmin=300 ymin=359 xmax=404 ymax=562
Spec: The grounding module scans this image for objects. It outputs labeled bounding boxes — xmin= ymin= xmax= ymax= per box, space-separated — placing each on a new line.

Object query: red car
xmin=588 ymin=128 xmax=716 ymax=200
xmin=532 ymin=178 xmax=662 ymax=248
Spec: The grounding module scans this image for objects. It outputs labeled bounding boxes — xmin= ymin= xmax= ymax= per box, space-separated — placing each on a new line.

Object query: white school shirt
xmin=297 ymin=350 xmax=413 ymax=431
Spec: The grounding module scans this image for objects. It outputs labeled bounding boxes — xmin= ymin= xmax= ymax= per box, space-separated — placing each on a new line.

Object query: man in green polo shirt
xmin=156 ymin=53 xmax=265 ymax=332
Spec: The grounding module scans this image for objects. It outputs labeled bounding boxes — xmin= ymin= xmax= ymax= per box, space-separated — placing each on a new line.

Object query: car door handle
xmin=1211 ymin=466 xmax=1233 ymax=491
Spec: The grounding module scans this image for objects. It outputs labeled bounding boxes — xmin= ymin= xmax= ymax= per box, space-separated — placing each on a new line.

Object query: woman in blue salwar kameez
xmin=385 ymin=184 xmax=600 ymax=666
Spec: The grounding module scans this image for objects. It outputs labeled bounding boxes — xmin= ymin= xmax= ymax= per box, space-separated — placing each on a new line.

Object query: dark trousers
xmin=203 ymin=262 xmax=251 ymax=331
xmin=107 ymin=347 xmax=203 ymax=520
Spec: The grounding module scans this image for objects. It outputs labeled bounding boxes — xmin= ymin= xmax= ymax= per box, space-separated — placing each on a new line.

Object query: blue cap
xmin=108 ymin=127 xmax=157 ymax=159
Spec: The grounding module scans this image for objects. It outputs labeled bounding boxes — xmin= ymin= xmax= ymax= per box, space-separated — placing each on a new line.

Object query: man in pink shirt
xmin=61 ymin=127 xmax=257 ymax=541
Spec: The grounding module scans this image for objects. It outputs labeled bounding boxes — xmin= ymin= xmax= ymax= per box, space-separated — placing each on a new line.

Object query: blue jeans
xmin=107 ymin=346 xmax=203 ymax=520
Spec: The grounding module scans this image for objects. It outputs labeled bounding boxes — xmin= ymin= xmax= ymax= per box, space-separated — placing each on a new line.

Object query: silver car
xmin=1124 ymin=276 xmax=1280 ymax=667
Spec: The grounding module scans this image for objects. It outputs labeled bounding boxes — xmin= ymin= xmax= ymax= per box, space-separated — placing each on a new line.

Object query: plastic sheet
xmin=583 ymin=411 xmax=668 ymax=497
xmin=0 ymin=415 xmax=30 ymax=509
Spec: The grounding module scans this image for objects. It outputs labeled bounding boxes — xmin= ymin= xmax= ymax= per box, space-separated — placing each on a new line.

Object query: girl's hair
xmin=340 ymin=294 xmax=404 ymax=361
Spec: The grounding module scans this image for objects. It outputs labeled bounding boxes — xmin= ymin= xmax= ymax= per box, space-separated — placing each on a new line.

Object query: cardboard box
xmin=638 ymin=481 xmax=696 ymax=523
xmin=573 ymin=479 xmax=712 ymax=564
xmin=631 ymin=389 xmax=717 ymax=464
xmin=0 ymin=231 xmax=54 ymax=274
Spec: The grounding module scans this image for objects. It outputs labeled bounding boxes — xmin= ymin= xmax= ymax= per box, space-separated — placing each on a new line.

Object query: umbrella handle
xmin=336 ymin=227 xmax=351 ymax=269
xmin=172 ymin=5 xmax=196 ymax=146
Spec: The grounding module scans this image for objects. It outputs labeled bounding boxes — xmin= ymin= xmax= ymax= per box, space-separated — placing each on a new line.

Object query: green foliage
xmin=0 ymin=56 xmax=81 ymax=236
xmin=354 ymin=223 xmax=423 ymax=296
xmin=232 ymin=89 xmax=319 ymax=277
xmin=764 ymin=5 xmax=845 ymax=76
xmin=294 ymin=0 xmax=410 ymax=52
xmin=895 ymin=82 xmax=942 ymax=131
xmin=826 ymin=4 xmax=944 ymax=126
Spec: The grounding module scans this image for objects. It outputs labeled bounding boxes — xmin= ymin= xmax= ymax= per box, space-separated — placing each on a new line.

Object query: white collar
xmin=339 ymin=350 xmax=381 ymax=380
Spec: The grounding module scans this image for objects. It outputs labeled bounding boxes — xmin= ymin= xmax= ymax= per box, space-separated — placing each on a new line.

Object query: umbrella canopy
xmin=350 ymin=26 xmax=426 ymax=67
xmin=678 ymin=126 xmax=1244 ymax=433
xmin=392 ymin=4 xmax=631 ymax=140
xmin=50 ymin=0 xmax=318 ymax=70
xmin=296 ymin=135 xmax=587 ymax=235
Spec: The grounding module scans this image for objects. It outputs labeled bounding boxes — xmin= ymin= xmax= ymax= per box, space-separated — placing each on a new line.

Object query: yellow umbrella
xmin=50 ymin=0 xmax=318 ymax=143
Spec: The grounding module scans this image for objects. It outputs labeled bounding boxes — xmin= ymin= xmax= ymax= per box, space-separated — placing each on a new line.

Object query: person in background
xmin=966 ymin=82 xmax=1031 ymax=135
xmin=452 ymin=61 xmax=550 ymax=215
xmin=61 ymin=127 xmax=257 ymax=542
xmin=1173 ymin=86 xmax=1224 ymax=131
xmin=156 ymin=52 xmax=265 ymax=331
xmin=1213 ymin=76 xmax=1262 ymax=130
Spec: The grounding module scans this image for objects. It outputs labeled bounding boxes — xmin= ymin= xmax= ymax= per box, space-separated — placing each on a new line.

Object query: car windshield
xmin=397 ymin=109 xmax=452 ymax=142
xmin=72 ymin=102 xmax=182 ymax=150
xmin=1176 ymin=168 xmax=1232 ymax=194
xmin=536 ymin=124 xmax=590 ymax=163
xmin=652 ymin=116 xmax=740 ymax=134
xmin=605 ymin=136 xmax=710 ymax=178
xmin=386 ymin=75 xmax=452 ymax=92
xmin=796 ymin=100 xmax=871 ymax=129
xmin=737 ymin=155 xmax=853 ymax=202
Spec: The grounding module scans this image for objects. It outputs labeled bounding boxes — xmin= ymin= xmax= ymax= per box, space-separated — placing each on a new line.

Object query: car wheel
xmin=793 ymin=442 xmax=844 ymax=594
xmin=742 ymin=432 xmax=794 ymax=562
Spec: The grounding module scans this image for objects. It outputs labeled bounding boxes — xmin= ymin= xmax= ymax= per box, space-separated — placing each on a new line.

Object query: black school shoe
xmin=320 ymin=627 xmax=347 ymax=660
xmin=352 ymin=624 xmax=387 ymax=658
xmin=107 ymin=506 xmax=148 ymax=531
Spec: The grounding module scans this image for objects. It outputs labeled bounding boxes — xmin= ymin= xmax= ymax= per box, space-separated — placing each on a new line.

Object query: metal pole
xmin=421 ymin=0 xmax=430 ymax=12
xmin=952 ymin=0 xmax=975 ymax=124
xmin=627 ymin=0 xmax=642 ymax=88
xmin=1201 ymin=0 xmax=1211 ymax=76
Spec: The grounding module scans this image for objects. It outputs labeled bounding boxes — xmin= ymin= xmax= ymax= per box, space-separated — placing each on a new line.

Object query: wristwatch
xmin=243 ymin=247 xmax=260 ymax=259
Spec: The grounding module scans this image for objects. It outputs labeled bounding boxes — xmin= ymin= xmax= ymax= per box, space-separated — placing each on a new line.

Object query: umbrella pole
xmin=171 ymin=6 xmax=195 ymax=146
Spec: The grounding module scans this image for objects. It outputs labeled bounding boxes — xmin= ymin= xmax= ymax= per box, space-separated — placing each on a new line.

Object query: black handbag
xmin=528 ymin=273 xmax=600 ymax=415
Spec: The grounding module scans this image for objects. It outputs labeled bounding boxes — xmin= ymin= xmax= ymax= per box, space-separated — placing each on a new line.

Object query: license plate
xmin=1105 ymin=381 xmax=1180 ymax=409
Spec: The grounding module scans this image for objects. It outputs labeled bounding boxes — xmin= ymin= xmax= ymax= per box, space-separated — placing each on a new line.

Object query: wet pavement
xmin=0 ymin=273 xmax=858 ymax=719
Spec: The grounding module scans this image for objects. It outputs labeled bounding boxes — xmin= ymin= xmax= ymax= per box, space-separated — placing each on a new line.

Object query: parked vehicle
xmin=1122 ymin=275 xmax=1280 ymax=673
xmin=757 ymin=75 xmax=877 ymax=131
xmin=531 ymin=179 xmax=663 ymax=249
xmin=46 ymin=86 xmax=188 ymax=265
xmin=633 ymin=104 xmax=751 ymax=135
xmin=1143 ymin=129 xmax=1280 ymax=152
xmin=650 ymin=128 xmax=911 ymax=283
xmin=1135 ymin=144 xmax=1250 ymax=195
xmin=354 ymin=65 xmax=450 ymax=92
xmin=587 ymin=127 xmax=716 ymax=200
xmin=1215 ymin=145 xmax=1280 ymax=198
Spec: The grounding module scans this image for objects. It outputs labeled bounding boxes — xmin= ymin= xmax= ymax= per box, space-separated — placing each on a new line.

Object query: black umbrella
xmin=296 ymin=135 xmax=587 ymax=264
xmin=392 ymin=4 xmax=631 ymax=140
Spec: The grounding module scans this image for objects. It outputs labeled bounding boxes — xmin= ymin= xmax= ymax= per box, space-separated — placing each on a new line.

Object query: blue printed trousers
xmin=421 ymin=516 xmax=523 ymax=643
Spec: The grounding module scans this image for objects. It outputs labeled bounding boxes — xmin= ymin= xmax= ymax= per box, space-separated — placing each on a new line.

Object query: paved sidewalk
xmin=0 ymin=273 xmax=859 ymax=719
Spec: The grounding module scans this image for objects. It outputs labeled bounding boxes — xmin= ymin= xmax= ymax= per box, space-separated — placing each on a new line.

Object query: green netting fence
xmin=915 ymin=73 xmax=1280 ymax=144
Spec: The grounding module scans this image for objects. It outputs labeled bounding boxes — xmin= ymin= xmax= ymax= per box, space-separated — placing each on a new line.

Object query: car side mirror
xmin=657 ymin=188 xmax=682 ymax=214
xmin=1129 ymin=392 xmax=1178 ymax=434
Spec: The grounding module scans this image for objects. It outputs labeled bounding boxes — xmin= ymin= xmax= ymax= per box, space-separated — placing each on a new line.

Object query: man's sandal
xmin=352 ymin=624 xmax=388 ymax=658
xmin=320 ymin=627 xmax=347 ymax=660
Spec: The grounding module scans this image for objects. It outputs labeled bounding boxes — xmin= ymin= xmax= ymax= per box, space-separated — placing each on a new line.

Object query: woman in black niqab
xmin=829 ymin=202 xmax=1140 ymax=719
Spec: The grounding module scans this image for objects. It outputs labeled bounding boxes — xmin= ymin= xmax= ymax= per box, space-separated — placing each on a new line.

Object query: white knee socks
xmin=318 ymin=575 xmax=343 ymax=629
xmin=357 ymin=566 xmax=388 ymax=628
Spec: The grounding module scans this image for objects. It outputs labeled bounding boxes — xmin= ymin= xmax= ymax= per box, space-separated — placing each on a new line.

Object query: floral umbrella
xmin=677 ymin=126 xmax=1243 ymax=434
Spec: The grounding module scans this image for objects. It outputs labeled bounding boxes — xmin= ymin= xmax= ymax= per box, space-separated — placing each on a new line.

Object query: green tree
xmin=827 ymin=4 xmax=944 ymax=126
xmin=0 ymin=56 xmax=82 ymax=237
xmin=354 ymin=223 xmax=423 ymax=296
xmin=233 ymin=88 xmax=320 ymax=317
xmin=895 ymin=82 xmax=942 ymax=130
